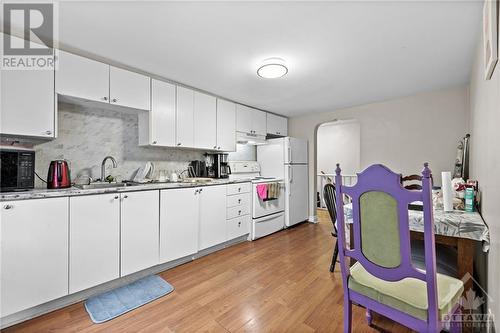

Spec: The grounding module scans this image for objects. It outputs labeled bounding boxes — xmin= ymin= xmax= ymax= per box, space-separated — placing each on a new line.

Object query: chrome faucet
xmin=101 ymin=156 xmax=117 ymax=182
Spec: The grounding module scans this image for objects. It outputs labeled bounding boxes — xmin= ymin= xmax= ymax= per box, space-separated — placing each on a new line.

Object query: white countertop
xmin=0 ymin=178 xmax=253 ymax=201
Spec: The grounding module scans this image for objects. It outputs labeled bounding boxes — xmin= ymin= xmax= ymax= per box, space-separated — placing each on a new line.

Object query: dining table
xmin=343 ymin=203 xmax=490 ymax=301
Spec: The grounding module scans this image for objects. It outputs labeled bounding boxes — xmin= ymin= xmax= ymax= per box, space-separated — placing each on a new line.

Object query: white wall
xmin=317 ymin=120 xmax=360 ymax=175
xmin=289 ymin=86 xmax=469 ymax=220
xmin=469 ymin=34 xmax=500 ymax=328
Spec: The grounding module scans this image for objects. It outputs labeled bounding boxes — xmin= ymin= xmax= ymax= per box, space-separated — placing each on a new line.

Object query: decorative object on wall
xmin=453 ymin=134 xmax=470 ymax=180
xmin=483 ymin=0 xmax=498 ymax=80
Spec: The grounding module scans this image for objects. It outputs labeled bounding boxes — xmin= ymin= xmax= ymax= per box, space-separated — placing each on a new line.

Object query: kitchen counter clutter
xmin=1 ymin=181 xmax=252 ymax=323
xmin=0 ymin=178 xmax=251 ymax=201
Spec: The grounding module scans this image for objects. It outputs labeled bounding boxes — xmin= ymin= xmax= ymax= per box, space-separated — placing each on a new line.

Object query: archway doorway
xmin=316 ymin=119 xmax=360 ymax=210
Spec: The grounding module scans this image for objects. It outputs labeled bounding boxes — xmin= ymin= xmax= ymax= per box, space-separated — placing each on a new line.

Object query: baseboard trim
xmin=308 ymin=215 xmax=318 ymax=223
xmin=0 ymin=235 xmax=249 ymax=329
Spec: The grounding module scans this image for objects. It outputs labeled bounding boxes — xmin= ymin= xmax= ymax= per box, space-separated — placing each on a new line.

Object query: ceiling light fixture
xmin=257 ymin=58 xmax=288 ymax=79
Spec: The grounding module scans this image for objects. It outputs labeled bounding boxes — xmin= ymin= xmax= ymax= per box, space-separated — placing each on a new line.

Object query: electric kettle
xmin=47 ymin=160 xmax=71 ymax=189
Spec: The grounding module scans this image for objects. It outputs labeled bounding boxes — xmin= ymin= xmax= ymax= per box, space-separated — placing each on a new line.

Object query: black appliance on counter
xmin=188 ymin=160 xmax=207 ymax=178
xmin=0 ymin=148 xmax=35 ymax=192
xmin=207 ymin=153 xmax=231 ymax=179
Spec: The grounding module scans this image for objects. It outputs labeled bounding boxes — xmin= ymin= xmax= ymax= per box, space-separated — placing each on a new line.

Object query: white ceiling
xmin=53 ymin=1 xmax=481 ymax=117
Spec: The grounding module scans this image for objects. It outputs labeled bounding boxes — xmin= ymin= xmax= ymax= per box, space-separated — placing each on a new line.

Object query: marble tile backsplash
xmin=34 ymin=103 xmax=204 ymax=187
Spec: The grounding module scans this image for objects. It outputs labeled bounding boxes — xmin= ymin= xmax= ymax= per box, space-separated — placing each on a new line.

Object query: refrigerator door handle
xmin=288 ymin=165 xmax=293 ymax=183
xmin=288 ymin=146 xmax=292 ymax=163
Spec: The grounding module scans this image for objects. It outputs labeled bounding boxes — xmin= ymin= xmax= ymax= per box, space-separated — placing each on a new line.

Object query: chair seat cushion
xmin=348 ymin=262 xmax=464 ymax=321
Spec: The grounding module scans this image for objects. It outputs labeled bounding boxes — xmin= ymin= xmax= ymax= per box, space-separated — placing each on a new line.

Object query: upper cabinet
xmin=236 ymin=105 xmax=253 ymax=134
xmin=194 ymin=91 xmax=217 ymax=150
xmin=176 ymin=86 xmax=195 ymax=148
xmin=109 ymin=66 xmax=150 ymax=110
xmin=266 ymin=113 xmax=288 ymax=136
xmin=139 ymin=79 xmax=176 ymax=146
xmin=216 ymin=99 xmax=236 ymax=152
xmin=56 ymin=50 xmax=109 ymax=103
xmin=56 ymin=51 xmax=150 ymax=111
xmin=1 ymin=35 xmax=55 ymax=138
xmin=236 ymin=105 xmax=266 ymax=136
xmin=253 ymin=109 xmax=267 ymax=136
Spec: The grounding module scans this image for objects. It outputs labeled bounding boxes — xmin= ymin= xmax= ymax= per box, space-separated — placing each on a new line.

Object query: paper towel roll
xmin=442 ymin=171 xmax=454 ymax=212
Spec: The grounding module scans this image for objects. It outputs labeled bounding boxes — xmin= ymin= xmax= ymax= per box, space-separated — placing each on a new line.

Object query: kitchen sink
xmin=181 ymin=178 xmax=214 ymax=184
xmin=74 ymin=182 xmax=134 ymax=190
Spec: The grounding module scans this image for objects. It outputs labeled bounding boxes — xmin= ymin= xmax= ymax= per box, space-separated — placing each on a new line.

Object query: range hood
xmin=236 ymin=131 xmax=267 ymax=145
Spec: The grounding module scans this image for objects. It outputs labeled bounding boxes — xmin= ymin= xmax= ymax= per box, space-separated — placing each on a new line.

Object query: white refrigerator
xmin=257 ymin=137 xmax=309 ymax=227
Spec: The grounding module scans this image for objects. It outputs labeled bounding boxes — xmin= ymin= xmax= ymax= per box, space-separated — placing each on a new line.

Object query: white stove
xmin=228 ymin=161 xmax=285 ymax=240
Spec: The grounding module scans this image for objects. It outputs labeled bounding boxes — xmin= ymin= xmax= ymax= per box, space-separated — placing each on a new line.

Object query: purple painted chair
xmin=335 ymin=163 xmax=464 ymax=332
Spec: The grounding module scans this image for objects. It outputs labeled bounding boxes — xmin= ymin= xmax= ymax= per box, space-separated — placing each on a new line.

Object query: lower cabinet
xmin=121 ymin=191 xmax=159 ymax=276
xmin=70 ymin=194 xmax=120 ymax=293
xmin=1 ymin=197 xmax=69 ymax=317
xmin=198 ymin=185 xmax=227 ymax=250
xmin=160 ymin=188 xmax=199 ymax=263
xmin=227 ymin=215 xmax=251 ymax=240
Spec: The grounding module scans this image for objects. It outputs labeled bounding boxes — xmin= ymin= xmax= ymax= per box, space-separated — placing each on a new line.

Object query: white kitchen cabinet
xmin=1 ymin=198 xmax=68 ymax=317
xmin=252 ymin=109 xmax=267 ymax=136
xmin=227 ymin=215 xmax=250 ymax=240
xmin=194 ymin=91 xmax=217 ymax=150
xmin=176 ymin=86 xmax=195 ymax=147
xmin=55 ymin=50 xmax=110 ymax=103
xmin=199 ymin=185 xmax=227 ymax=250
xmin=236 ymin=104 xmax=266 ymax=136
xmin=70 ymin=194 xmax=120 ymax=293
xmin=160 ymin=188 xmax=199 ymax=263
xmin=121 ymin=191 xmax=159 ymax=276
xmin=138 ymin=79 xmax=176 ymax=146
xmin=110 ymin=66 xmax=150 ymax=110
xmin=216 ymin=99 xmax=236 ymax=152
xmin=266 ymin=113 xmax=288 ymax=136
xmin=236 ymin=105 xmax=253 ymax=134
xmin=0 ymin=36 xmax=55 ymax=138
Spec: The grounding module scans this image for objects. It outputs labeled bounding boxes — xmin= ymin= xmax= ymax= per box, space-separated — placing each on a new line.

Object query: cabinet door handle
xmin=45 ymin=130 xmax=52 ymax=135
xmin=238 ymin=221 xmax=241 ymax=227
xmin=112 ymin=98 xmax=117 ymax=103
xmin=238 ymin=210 xmax=242 ymax=215
xmin=3 ymin=204 xmax=13 ymax=210
xmin=213 ymin=145 xmax=217 ymax=149
xmin=177 ymin=143 xmax=182 ymax=146
xmin=194 ymin=189 xmax=198 ymax=194
xmin=238 ymin=199 xmax=241 ymax=203
xmin=218 ymin=146 xmax=221 ymax=150
xmin=152 ymin=141 xmax=157 ymax=144
xmin=199 ymin=188 xmax=203 ymax=193
xmin=123 ymin=195 xmax=128 ymax=199
xmin=102 ymin=96 xmax=108 ymax=101
xmin=114 ymin=195 xmax=119 ymax=199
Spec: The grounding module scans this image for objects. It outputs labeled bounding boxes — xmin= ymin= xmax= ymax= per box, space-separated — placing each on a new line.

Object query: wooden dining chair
xmin=334 ymin=163 xmax=464 ymax=332
xmin=323 ymin=183 xmax=339 ymax=272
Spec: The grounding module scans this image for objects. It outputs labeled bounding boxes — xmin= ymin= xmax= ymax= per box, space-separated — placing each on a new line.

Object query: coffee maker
xmin=207 ymin=153 xmax=231 ymax=179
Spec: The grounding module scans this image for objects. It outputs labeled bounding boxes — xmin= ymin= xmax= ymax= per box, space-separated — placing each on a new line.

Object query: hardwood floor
xmin=4 ymin=210 xmax=410 ymax=333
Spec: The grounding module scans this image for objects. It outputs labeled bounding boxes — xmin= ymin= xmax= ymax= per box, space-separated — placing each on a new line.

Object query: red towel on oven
xmin=256 ymin=184 xmax=268 ymax=200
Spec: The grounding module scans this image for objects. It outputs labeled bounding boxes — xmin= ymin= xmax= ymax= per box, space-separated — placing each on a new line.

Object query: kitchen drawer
xmin=226 ymin=193 xmax=251 ymax=208
xmin=227 ymin=182 xmax=251 ymax=196
xmin=227 ymin=205 xmax=250 ymax=220
xmin=227 ymin=215 xmax=250 ymax=240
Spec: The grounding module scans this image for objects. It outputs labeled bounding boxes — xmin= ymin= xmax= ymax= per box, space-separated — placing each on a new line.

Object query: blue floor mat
xmin=84 ymin=275 xmax=174 ymax=324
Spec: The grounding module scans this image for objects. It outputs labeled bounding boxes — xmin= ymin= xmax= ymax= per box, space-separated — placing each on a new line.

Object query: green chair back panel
xmin=359 ymin=191 xmax=401 ymax=268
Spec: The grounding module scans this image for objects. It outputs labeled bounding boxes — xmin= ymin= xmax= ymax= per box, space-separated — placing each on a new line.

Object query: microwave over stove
xmin=0 ymin=149 xmax=35 ymax=192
